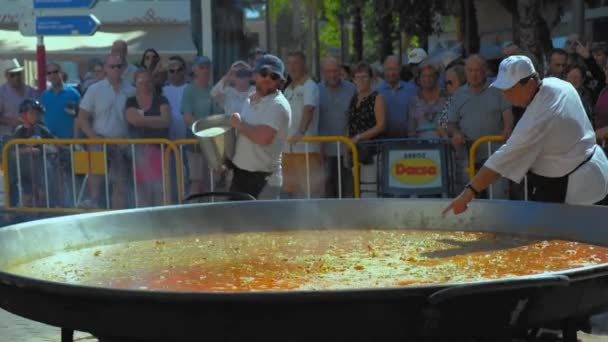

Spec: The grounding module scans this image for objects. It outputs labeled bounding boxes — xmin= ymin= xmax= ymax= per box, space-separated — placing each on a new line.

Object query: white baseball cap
xmin=407 ymin=48 xmax=428 ymax=64
xmin=490 ymin=55 xmax=536 ymax=90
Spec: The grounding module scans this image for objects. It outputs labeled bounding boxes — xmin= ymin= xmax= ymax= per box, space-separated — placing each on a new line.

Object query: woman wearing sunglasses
xmin=437 ymin=63 xmax=466 ymax=138
xmin=407 ymin=61 xmax=447 ymax=139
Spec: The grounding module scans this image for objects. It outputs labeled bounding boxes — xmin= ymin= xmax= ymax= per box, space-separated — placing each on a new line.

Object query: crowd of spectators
xmin=1 ymin=33 xmax=608 ymax=208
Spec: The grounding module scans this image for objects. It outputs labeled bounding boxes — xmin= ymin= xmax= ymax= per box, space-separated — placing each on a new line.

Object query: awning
xmin=0 ymin=25 xmax=198 ymax=57
xmin=0 ymin=25 xmax=198 ymax=87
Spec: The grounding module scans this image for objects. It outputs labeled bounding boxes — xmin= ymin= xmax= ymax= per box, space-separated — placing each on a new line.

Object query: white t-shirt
xmin=485 ymin=77 xmax=608 ymax=204
xmin=232 ymin=91 xmax=291 ymax=173
xmin=162 ymin=83 xmax=188 ymax=140
xmin=283 ymin=78 xmax=319 ymax=153
xmin=79 ymin=79 xmax=135 ymax=138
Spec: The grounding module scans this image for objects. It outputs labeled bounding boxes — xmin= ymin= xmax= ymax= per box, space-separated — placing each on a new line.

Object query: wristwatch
xmin=465 ymin=183 xmax=480 ymax=197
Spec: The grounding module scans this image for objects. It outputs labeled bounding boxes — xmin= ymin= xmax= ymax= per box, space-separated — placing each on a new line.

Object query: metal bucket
xmin=191 ymin=115 xmax=236 ymax=171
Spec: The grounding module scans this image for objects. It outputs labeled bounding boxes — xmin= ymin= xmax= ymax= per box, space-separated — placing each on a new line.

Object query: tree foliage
xmin=497 ymin=0 xmax=564 ymax=66
xmin=268 ymin=0 xmax=457 ymax=63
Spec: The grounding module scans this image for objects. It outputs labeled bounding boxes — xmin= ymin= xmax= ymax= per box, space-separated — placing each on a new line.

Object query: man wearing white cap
xmin=444 ymin=55 xmax=608 ymax=215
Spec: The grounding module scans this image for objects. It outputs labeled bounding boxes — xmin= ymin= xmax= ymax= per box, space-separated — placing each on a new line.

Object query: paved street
xmin=0 ymin=309 xmax=95 ymax=342
xmin=2 ymin=307 xmax=608 ymax=341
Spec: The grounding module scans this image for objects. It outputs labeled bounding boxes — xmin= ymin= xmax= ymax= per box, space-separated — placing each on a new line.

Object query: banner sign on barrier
xmin=388 ymin=149 xmax=442 ymax=189
xmin=379 ymin=140 xmax=452 ymax=197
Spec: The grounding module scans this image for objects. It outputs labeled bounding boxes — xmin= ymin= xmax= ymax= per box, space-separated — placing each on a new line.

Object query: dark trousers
xmin=324 ymin=156 xmax=353 ymax=198
xmin=229 ymin=166 xmax=270 ymax=199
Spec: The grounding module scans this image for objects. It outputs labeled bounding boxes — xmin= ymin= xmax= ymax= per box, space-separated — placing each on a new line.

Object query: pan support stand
xmin=561 ymin=318 xmax=578 ymax=342
xmin=61 ymin=328 xmax=74 ymax=342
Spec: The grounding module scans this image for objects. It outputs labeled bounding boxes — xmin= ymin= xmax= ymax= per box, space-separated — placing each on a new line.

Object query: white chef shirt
xmin=485 ymin=77 xmax=608 ymax=204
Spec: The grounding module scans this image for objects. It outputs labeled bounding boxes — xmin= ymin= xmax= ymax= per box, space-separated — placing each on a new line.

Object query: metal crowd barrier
xmin=2 ymin=138 xmax=179 ymax=214
xmin=171 ymin=139 xmax=197 ymax=203
xmin=173 ymin=136 xmax=361 ymax=201
xmin=289 ymin=135 xmax=361 ymax=199
xmin=468 ymin=135 xmax=528 ymax=201
xmin=467 ymin=135 xmax=504 ymax=180
xmin=1 ymin=136 xmax=362 ymax=215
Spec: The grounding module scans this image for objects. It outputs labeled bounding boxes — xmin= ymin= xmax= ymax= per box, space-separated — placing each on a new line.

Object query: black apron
xmin=526 ymin=147 xmax=596 ymax=203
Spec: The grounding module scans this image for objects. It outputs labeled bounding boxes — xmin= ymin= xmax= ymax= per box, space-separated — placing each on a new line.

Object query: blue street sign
xmin=36 ymin=15 xmax=100 ymax=36
xmin=33 ymin=0 xmax=97 ymax=9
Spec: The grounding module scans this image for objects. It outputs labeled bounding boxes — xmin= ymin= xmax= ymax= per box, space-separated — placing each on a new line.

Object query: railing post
xmin=70 ymin=144 xmax=77 ymax=207
xmin=131 ymin=144 xmax=138 ymax=208
xmin=15 ymin=144 xmax=23 ymax=206
xmin=161 ymin=144 xmax=167 ymax=205
xmin=42 ymin=144 xmax=50 ymax=208
xmin=336 ymin=142 xmax=342 ymax=199
xmin=305 ymin=142 xmax=311 ymax=199
xmin=103 ymin=144 xmax=110 ymax=209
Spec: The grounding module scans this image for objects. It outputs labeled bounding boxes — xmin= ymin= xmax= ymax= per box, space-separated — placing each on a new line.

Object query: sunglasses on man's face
xmin=259 ymin=68 xmax=280 ymax=81
xmin=46 ymin=70 xmax=60 ymax=76
xmin=168 ymin=67 xmax=184 ymax=74
xmin=446 ymin=80 xmax=453 ymax=86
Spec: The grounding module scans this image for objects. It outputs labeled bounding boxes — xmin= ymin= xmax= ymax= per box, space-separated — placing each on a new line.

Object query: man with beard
xmin=228 ymin=54 xmax=291 ymax=198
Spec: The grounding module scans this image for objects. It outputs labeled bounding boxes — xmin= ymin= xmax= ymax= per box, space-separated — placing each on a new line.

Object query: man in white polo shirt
xmin=78 ymin=54 xmax=136 ymax=209
xmin=444 ymin=55 xmax=608 ymax=215
xmin=283 ymin=51 xmax=320 ymax=198
xmin=228 ymin=54 xmax=291 ymax=198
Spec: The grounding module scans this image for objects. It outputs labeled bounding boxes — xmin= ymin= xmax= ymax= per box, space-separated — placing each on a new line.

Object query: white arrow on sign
xmin=19 ymin=7 xmax=101 ymax=36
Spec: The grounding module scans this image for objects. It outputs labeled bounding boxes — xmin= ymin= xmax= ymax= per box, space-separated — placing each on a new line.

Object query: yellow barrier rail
xmin=468 ymin=135 xmax=504 ymax=179
xmin=171 ymin=139 xmax=197 ymax=204
xmin=2 ymin=136 xmax=362 ymax=215
xmin=174 ymin=135 xmax=361 ymax=199
xmin=296 ymin=135 xmax=360 ymax=198
xmin=2 ymin=138 xmax=179 ymax=214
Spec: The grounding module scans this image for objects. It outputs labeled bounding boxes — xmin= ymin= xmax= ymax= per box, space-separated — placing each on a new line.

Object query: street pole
xmin=36 ymin=36 xmax=46 ymax=94
xmin=312 ymin=1 xmax=320 ymax=80
xmin=265 ymin=0 xmax=272 ymax=52
xmin=464 ymin=0 xmax=471 ymax=57
xmin=339 ymin=0 xmax=348 ymax=63
xmin=201 ymin=0 xmax=213 ymax=59
xmin=572 ymin=0 xmax=585 ymax=40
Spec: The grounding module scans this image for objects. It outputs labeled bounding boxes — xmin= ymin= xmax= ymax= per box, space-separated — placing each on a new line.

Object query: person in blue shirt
xmin=40 ymin=62 xmax=81 ymax=139
xmin=375 ymin=55 xmax=416 ymax=138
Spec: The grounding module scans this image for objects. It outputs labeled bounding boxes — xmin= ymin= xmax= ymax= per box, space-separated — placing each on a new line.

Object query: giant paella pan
xmin=0 ymin=198 xmax=607 ymax=341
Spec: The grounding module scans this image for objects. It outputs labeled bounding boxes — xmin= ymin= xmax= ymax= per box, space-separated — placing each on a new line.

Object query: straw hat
xmin=1 ymin=58 xmax=24 ymax=73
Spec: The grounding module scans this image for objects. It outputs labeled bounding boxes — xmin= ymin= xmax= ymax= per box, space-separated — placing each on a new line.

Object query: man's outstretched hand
xmin=442 ymin=189 xmax=475 ymax=216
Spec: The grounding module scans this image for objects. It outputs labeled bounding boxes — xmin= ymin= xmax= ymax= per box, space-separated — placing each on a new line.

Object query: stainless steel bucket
xmin=192 ymin=115 xmax=236 ymax=171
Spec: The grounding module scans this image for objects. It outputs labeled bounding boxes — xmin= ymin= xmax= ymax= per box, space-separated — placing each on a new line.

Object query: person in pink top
xmin=0 ymin=59 xmax=37 ymax=136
